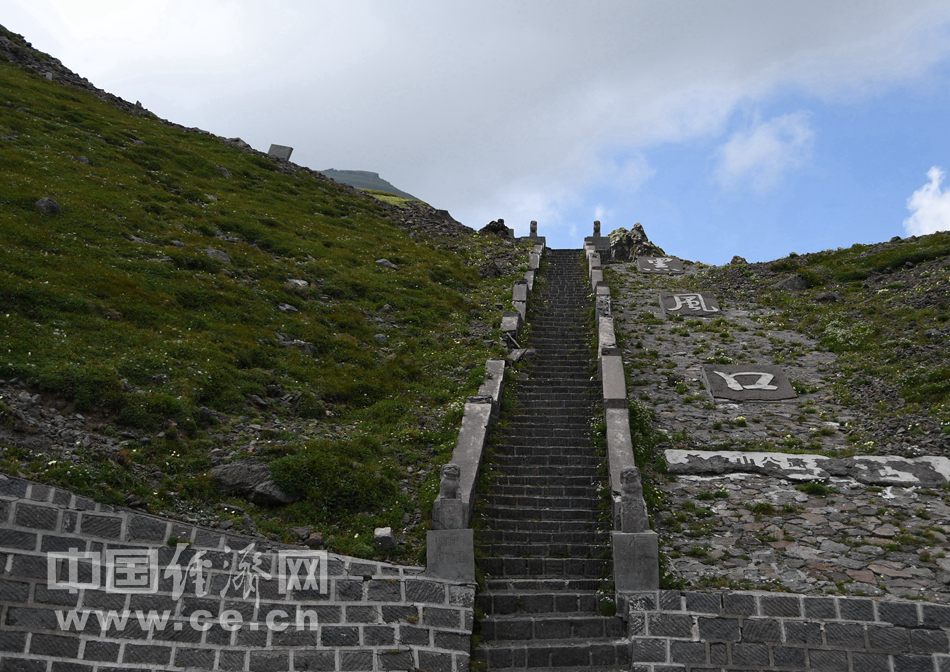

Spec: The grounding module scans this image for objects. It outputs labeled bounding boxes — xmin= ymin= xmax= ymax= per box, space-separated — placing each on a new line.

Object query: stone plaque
xmin=701 ymin=364 xmax=797 ymax=401
xmin=612 ymin=531 xmax=659 ymax=591
xmin=426 ymin=529 xmax=475 ymax=582
xmin=659 ymin=292 xmax=720 ymax=317
xmin=268 ymin=144 xmax=293 ymax=160
xmin=637 ymin=256 xmax=684 ymax=274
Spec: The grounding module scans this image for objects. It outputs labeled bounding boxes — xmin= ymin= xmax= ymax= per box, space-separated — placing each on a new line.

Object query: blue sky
xmin=592 ymin=69 xmax=950 ymax=263
xmin=3 ymin=1 xmax=950 ymax=263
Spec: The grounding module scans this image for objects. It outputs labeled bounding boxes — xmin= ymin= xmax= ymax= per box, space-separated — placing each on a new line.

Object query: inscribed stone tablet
xmin=268 ymin=144 xmax=293 ymax=160
xmin=637 ymin=256 xmax=684 ymax=274
xmin=612 ymin=531 xmax=659 ymax=591
xmin=659 ymin=292 xmax=720 ymax=317
xmin=426 ymin=529 xmax=474 ymax=582
xmin=701 ymin=364 xmax=797 ymax=401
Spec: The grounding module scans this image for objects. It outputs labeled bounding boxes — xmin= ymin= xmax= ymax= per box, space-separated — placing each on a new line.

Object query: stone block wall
xmin=0 ymin=475 xmax=473 ymax=671
xmin=627 ymin=589 xmax=950 ymax=671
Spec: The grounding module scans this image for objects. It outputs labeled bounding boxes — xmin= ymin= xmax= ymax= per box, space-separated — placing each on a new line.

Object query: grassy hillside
xmin=0 ymin=29 xmax=528 ymax=560
xmin=319 ymin=169 xmax=418 ymax=201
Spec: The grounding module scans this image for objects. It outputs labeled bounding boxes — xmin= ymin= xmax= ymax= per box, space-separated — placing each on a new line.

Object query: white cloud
xmin=714 ymin=112 xmax=814 ymax=191
xmin=4 ymin=1 xmax=950 ymax=244
xmin=904 ymin=167 xmax=950 ymax=236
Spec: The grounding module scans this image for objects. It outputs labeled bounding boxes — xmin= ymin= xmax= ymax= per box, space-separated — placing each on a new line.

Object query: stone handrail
xmin=586 ymin=235 xmax=659 ymax=607
xmin=427 ymin=238 xmax=545 ymax=582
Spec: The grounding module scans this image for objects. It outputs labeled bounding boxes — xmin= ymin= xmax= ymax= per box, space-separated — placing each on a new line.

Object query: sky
xmin=3 ymin=1 xmax=950 ymax=263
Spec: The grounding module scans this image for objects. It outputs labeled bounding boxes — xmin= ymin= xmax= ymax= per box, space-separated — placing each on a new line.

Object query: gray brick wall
xmin=0 ymin=475 xmax=474 ymax=671
xmin=627 ymin=589 xmax=950 ymax=672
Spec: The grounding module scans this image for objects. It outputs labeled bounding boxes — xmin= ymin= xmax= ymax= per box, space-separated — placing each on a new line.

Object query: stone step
xmin=485 ymin=578 xmax=606 ymax=592
xmin=477 ymin=529 xmax=608 ymax=545
xmin=515 ymin=384 xmax=593 ymax=393
xmin=477 ymin=519 xmax=608 ymax=534
xmin=478 ymin=505 xmax=600 ymax=522
xmin=491 ymin=442 xmax=593 ymax=452
xmin=471 ymin=640 xmax=629 ymax=670
xmin=489 ymin=475 xmax=599 ymax=488
xmin=487 ymin=465 xmax=600 ymax=478
xmin=477 ymin=614 xmax=625 ymax=642
xmin=499 ymin=427 xmax=591 ymax=439
xmin=490 ymin=484 xmax=598 ymax=497
xmin=476 ymin=590 xmax=605 ymax=615
xmin=476 ymin=556 xmax=609 ymax=578
xmin=484 ymin=494 xmax=600 ymax=509
xmin=517 ymin=401 xmax=595 ymax=411
xmin=492 ymin=454 xmax=600 ymax=467
xmin=477 ymin=542 xmax=604 ymax=558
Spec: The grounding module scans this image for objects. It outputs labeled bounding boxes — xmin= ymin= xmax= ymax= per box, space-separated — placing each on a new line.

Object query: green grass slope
xmin=0 ymin=29 xmax=528 ymax=560
xmin=319 ymin=169 xmax=418 ymax=201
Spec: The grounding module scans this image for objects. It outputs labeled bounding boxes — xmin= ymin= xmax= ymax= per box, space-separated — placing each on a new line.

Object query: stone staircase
xmin=472 ymin=249 xmax=628 ymax=671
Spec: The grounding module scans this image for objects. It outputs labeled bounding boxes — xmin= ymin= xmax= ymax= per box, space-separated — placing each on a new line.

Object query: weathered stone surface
xmin=701 ymin=364 xmax=797 ymax=401
xmin=480 ymin=219 xmax=511 ymax=237
xmin=427 ymin=529 xmax=475 ymax=583
xmin=601 ymin=350 xmax=627 ymax=409
xmin=500 ymin=310 xmax=522 ymax=335
xmin=477 ymin=359 xmax=506 ymax=422
xmin=374 ymin=526 xmax=398 ymax=549
xmin=774 ymin=274 xmax=807 ymax=291
xmin=209 ymin=461 xmax=296 ymax=506
xmin=620 ymin=467 xmax=650 ymax=533
xmin=205 ymin=248 xmax=231 ymax=263
xmin=637 ymin=256 xmax=684 ymax=274
xmin=614 ymin=531 xmax=659 ymax=591
xmin=660 ymin=292 xmax=721 ymax=317
xmin=665 ymin=449 xmax=950 ymax=486
xmin=609 ymin=223 xmax=665 ymax=262
xmin=35 ymin=197 xmax=62 ymax=214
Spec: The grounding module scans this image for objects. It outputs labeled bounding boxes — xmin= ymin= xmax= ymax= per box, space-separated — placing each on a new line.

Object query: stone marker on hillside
xmin=267 ymin=144 xmax=293 ymax=160
xmin=637 ymin=256 xmax=684 ymax=274
xmin=701 ymin=363 xmax=797 ymax=401
xmin=659 ymin=291 xmax=720 ymax=316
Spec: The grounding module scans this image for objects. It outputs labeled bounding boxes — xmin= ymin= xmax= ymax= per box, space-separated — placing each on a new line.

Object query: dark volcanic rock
xmin=209 ymin=460 xmax=296 ymax=506
xmin=480 ymin=219 xmax=512 ymax=238
xmin=608 ymin=223 xmax=665 ymax=262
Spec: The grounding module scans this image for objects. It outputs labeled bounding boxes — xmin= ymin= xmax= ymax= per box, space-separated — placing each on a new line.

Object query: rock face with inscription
xmin=637 ymin=256 xmax=684 ymax=275
xmin=666 ymin=449 xmax=950 ymax=487
xmin=701 ymin=363 xmax=797 ymax=401
xmin=659 ymin=291 xmax=720 ymax=317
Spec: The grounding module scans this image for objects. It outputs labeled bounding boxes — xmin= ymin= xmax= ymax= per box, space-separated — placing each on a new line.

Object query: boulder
xmin=479 ymin=259 xmax=510 ymax=278
xmin=479 ymin=219 xmax=512 ymax=238
xmin=209 ymin=460 xmax=297 ymax=506
xmin=608 ymin=223 xmax=664 ymax=262
xmin=205 ymin=248 xmax=231 ymax=264
xmin=374 ymin=527 xmax=398 ymax=549
xmin=773 ymin=274 xmax=807 ymax=291
xmin=35 ymin=197 xmax=62 ymax=214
